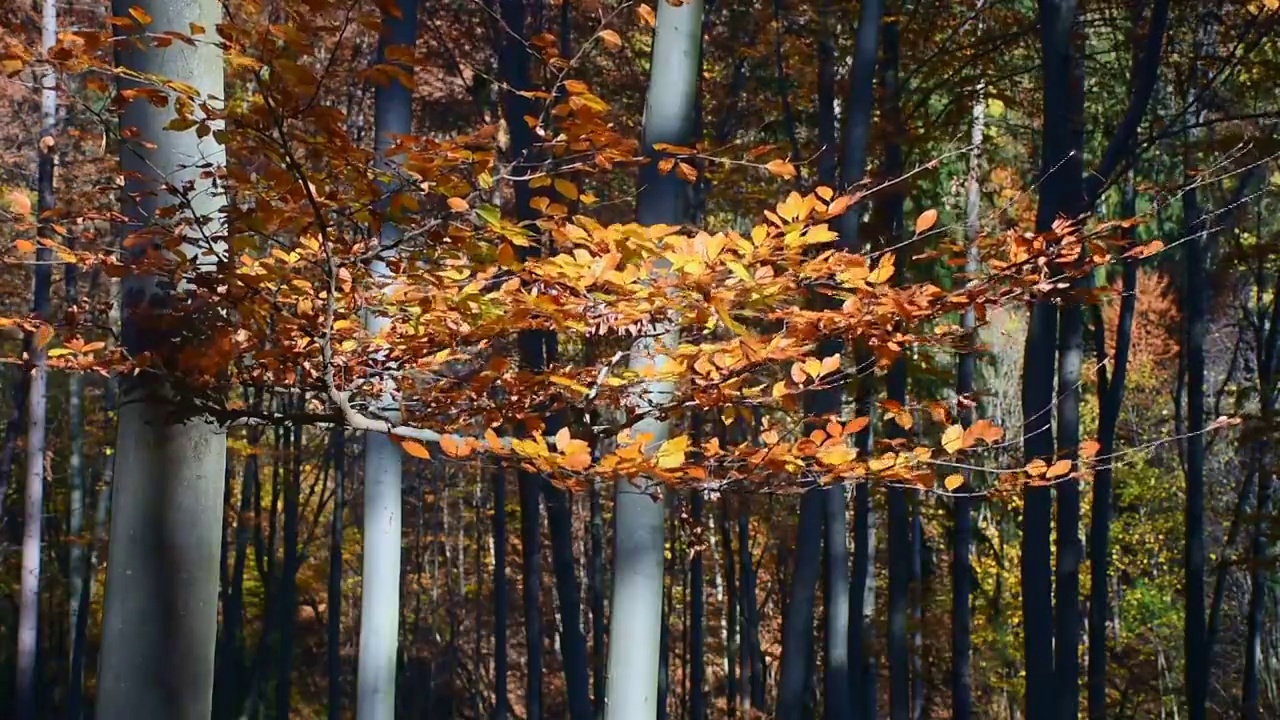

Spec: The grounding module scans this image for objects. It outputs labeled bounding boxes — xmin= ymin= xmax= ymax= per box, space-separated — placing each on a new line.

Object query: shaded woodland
xmin=1 ymin=0 xmax=1280 ymax=719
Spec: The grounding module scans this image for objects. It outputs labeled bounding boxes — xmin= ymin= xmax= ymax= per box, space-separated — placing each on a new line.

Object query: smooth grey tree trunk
xmin=95 ymin=1 xmax=228 ymax=718
xmin=355 ymin=0 xmax=417 ymax=716
xmin=15 ymin=2 xmax=56 ymax=717
xmin=603 ymin=2 xmax=701 ymax=718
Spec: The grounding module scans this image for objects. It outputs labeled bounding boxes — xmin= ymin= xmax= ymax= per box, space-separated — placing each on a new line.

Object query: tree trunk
xmin=546 ymin=482 xmax=593 ymax=720
xmin=1182 ymin=11 xmax=1209 ymax=719
xmin=589 ymin=481 xmax=605 ymax=716
xmin=604 ymin=4 xmax=701 ymax=718
xmin=1023 ymin=2 xmax=1081 ymax=717
xmin=690 ymin=492 xmax=707 ymax=720
xmin=275 ymin=415 xmax=302 ymax=718
xmin=329 ymin=428 xmax=346 ymax=720
xmin=95 ymin=0 xmax=228 ymax=717
xmin=355 ymin=1 xmax=418 ymax=717
xmin=15 ymin=2 xmax=56 ymax=717
xmin=951 ymin=75 xmax=984 ymax=720
xmin=494 ymin=472 xmax=510 ymax=719
xmin=776 ymin=490 xmax=823 ymax=720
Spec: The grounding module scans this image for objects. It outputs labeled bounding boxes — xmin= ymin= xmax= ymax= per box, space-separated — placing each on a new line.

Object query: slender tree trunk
xmin=214 ymin=419 xmax=259 ymax=719
xmin=589 ymin=481 xmax=605 ymax=716
xmin=719 ymin=496 xmax=738 ymax=717
xmin=65 ymin=161 xmax=88 ymax=720
xmin=739 ymin=501 xmax=765 ymax=712
xmin=275 ymin=415 xmax=302 ymax=718
xmin=15 ymin=2 xmax=56 ymax=716
xmin=1182 ymin=12 xmax=1209 ymax=719
xmin=776 ymin=489 xmax=823 ymax=720
xmin=690 ymin=492 xmax=707 ymax=720
xmin=546 ymin=482 xmax=593 ymax=720
xmin=329 ymin=428 xmax=346 ymax=720
xmin=355 ymin=1 xmax=417 ymax=716
xmin=604 ymin=4 xmax=701 ymax=718
xmin=1087 ymin=175 xmax=1138 ymax=720
xmin=841 ymin=4 xmax=886 ymax=717
xmin=95 ymin=0 xmax=228 ymax=717
xmin=951 ymin=76 xmax=983 ymax=720
xmin=1023 ymin=3 xmax=1081 ymax=717
xmin=1054 ymin=22 xmax=1087 ymax=720
xmin=494 ymin=472 xmax=510 ymax=719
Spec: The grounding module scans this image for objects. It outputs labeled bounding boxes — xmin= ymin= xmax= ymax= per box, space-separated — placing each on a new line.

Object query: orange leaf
xmin=13 ymin=239 xmax=35 ymax=253
xmin=6 ymin=190 xmax=32 ymax=217
xmin=1045 ymin=459 xmax=1073 ymax=479
xmin=765 ymin=158 xmax=797 ymax=179
xmin=637 ymin=4 xmax=656 ymax=26
xmin=1079 ymin=439 xmax=1100 ymax=460
xmin=397 ymin=438 xmax=431 ymax=459
xmin=844 ymin=416 xmax=870 ymax=434
xmin=944 ymin=474 xmax=965 ymax=491
xmin=127 ymin=5 xmax=152 ymax=24
xmin=447 ymin=197 xmax=469 ymax=212
xmin=914 ymin=208 xmax=938 ymax=234
xmin=598 ymin=29 xmax=623 ymax=49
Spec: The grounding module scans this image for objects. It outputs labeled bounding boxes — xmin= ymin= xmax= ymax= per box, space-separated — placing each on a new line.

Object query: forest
xmin=0 ymin=0 xmax=1278 ymax=718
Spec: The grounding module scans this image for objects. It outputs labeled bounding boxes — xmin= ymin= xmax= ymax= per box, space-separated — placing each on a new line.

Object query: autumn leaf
xmin=1025 ymin=458 xmax=1048 ymax=477
xmin=1045 ymin=459 xmax=1073 ymax=479
xmin=914 ymin=208 xmax=938 ymax=234
xmin=598 ymin=29 xmax=623 ymax=50
xmin=844 ymin=416 xmax=870 ymax=435
xmin=1079 ymin=439 xmax=1100 ymax=460
xmin=447 ymin=196 xmax=469 ymax=212
xmin=6 ymin=190 xmax=32 ymax=217
xmin=13 ymin=238 xmax=35 ymax=253
xmin=397 ymin=438 xmax=431 ymax=459
xmin=867 ymin=253 xmax=895 ymax=284
xmin=637 ymin=4 xmax=656 ymax=26
xmin=655 ymin=435 xmax=688 ymax=470
xmin=944 ymin=474 xmax=965 ymax=491
xmin=127 ymin=5 xmax=152 ymax=24
xmin=941 ymin=424 xmax=965 ymax=454
xmin=765 ymin=159 xmax=797 ymax=179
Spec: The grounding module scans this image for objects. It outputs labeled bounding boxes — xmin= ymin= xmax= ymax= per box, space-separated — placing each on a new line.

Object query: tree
xmin=604 ymin=1 xmax=702 ymax=718
xmin=354 ymin=0 xmax=418 ymax=717
xmin=94 ymin=0 xmax=229 ymax=717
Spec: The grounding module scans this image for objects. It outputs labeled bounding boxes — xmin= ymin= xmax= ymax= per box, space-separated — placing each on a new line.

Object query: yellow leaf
xmin=944 ymin=474 xmax=965 ymax=491
xmin=914 ymin=208 xmax=938 ymax=234
xmin=941 ymin=424 xmax=965 ymax=454
xmin=867 ymin=253 xmax=895 ymax=284
xmin=398 ymin=438 xmax=431 ymax=459
xmin=894 ymin=411 xmax=913 ymax=430
xmin=598 ymin=29 xmax=623 ymax=49
xmin=637 ymin=4 xmax=656 ymax=26
xmin=655 ymin=435 xmax=688 ymax=469
xmin=868 ymin=453 xmax=896 ymax=472
xmin=1045 ymin=459 xmax=1073 ymax=479
xmin=447 ymin=196 xmax=469 ymax=212
xmin=47 ymin=347 xmax=75 ymax=358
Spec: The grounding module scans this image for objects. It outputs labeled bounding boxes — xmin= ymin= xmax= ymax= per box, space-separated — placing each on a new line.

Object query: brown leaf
xmin=598 ymin=29 xmax=623 ymax=49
